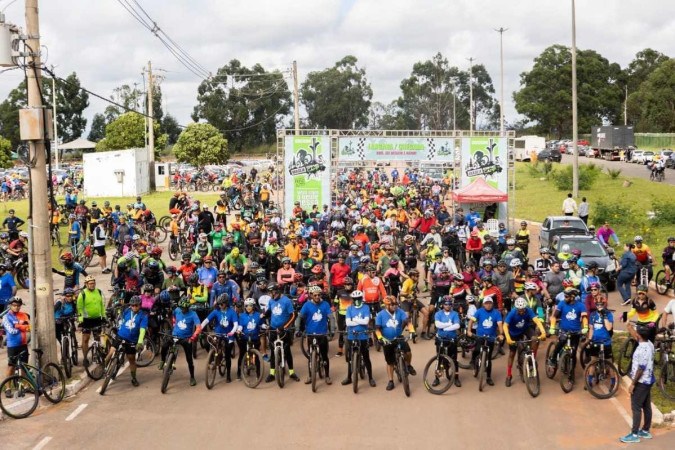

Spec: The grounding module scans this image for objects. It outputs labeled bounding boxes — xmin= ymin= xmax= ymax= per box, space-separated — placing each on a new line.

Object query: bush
xmin=592 ymin=200 xmax=634 ymax=227
xmin=606 ymin=168 xmax=622 ymax=179
xmin=526 ymin=162 xmax=542 ymax=178
xmin=651 ymin=198 xmax=675 ymax=226
xmin=550 ymin=164 xmax=600 ymax=191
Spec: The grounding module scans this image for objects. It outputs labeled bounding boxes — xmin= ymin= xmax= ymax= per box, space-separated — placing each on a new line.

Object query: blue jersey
xmin=504 ymin=308 xmax=536 ymax=338
xmin=205 ymin=308 xmax=238 ymax=335
xmin=238 ymin=311 xmax=262 ymax=340
xmin=209 ymin=281 xmax=228 ymax=307
xmin=555 ymin=300 xmax=586 ymax=332
xmin=375 ymin=307 xmax=408 ymax=341
xmin=268 ymin=295 xmax=294 ymax=329
xmin=172 ymin=308 xmax=201 ymax=339
xmin=116 ymin=307 xmax=148 ymax=343
xmin=299 ymin=300 xmax=331 ymax=335
xmin=197 ymin=266 xmax=218 ymax=287
xmin=473 ymin=307 xmax=502 ymax=340
xmin=54 ymin=301 xmax=76 ymax=319
xmin=0 ymin=272 xmax=16 ymax=303
xmin=345 ymin=303 xmax=371 ymax=340
xmin=434 ymin=309 xmax=460 ymax=339
xmin=589 ymin=310 xmax=613 ymax=345
xmin=70 ymin=221 xmax=81 ymax=240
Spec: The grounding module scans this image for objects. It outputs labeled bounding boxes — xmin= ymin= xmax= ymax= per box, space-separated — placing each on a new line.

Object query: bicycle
xmin=516 ymin=338 xmax=541 ymax=398
xmin=618 ymin=334 xmax=638 ymax=377
xmin=56 ymin=315 xmax=79 ymax=378
xmin=0 ymin=349 xmax=66 ymax=419
xmin=84 ymin=324 xmax=111 ymax=381
xmin=160 ymin=332 xmax=191 ymax=394
xmin=392 ymin=335 xmax=412 ymax=397
xmin=134 ymin=334 xmax=157 ymax=368
xmin=545 ymin=331 xmax=583 ymax=393
xmin=422 ymin=337 xmax=457 ymax=395
xmin=347 ymin=330 xmax=371 ymax=394
xmin=50 ymin=224 xmax=62 ymax=248
xmin=270 ymin=328 xmax=293 ymax=389
xmin=654 ymin=268 xmax=674 ymax=295
xmin=99 ymin=331 xmax=133 ymax=395
xmin=583 ymin=342 xmax=620 ymax=399
xmin=240 ymin=335 xmax=264 ymax=389
xmin=656 ymin=326 xmax=675 ymax=400
xmin=205 ymin=333 xmax=231 ymax=390
xmin=305 ymin=333 xmax=330 ymax=393
xmin=472 ymin=336 xmax=498 ymax=392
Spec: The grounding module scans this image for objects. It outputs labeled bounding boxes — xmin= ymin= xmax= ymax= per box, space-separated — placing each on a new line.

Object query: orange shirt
xmin=357 ymin=276 xmax=387 ymax=304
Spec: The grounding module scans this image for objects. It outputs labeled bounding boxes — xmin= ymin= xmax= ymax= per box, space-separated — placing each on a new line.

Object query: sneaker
xmin=304 ymin=377 xmax=312 ymax=385
xmin=369 ymin=378 xmax=376 ymax=387
xmin=326 ymin=377 xmax=332 ymax=385
xmin=505 ymin=376 xmax=512 ymax=387
xmin=486 ymin=378 xmax=494 ymax=386
xmin=431 ymin=378 xmax=440 ymax=387
xmin=407 ymin=365 xmax=417 ymax=376
xmin=341 ymin=378 xmax=352 ymax=386
xmin=637 ymin=430 xmax=652 ymax=439
xmin=265 ymin=374 xmax=274 ymax=383
xmin=226 ymin=374 xmax=232 ymax=383
xmin=189 ymin=377 xmax=197 ymax=386
xmin=102 ymin=268 xmax=111 ymax=274
xmin=158 ymin=361 xmax=164 ymax=371
xmin=621 ymin=299 xmax=632 ymax=306
xmin=386 ymin=380 xmax=395 ymax=391
xmin=619 ymin=433 xmax=640 ymax=443
xmin=290 ymin=373 xmax=300 ymax=382
xmin=454 ymin=377 xmax=461 ymax=387
xmin=131 ymin=378 xmax=139 ymax=387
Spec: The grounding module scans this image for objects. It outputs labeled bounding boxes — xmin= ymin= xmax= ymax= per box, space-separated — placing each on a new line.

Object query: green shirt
xmin=76 ymin=288 xmax=105 ymax=320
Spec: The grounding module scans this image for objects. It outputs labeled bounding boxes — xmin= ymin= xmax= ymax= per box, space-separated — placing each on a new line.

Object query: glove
xmin=261 ymin=324 xmax=269 ymax=330
xmin=548 ymin=327 xmax=556 ymax=335
xmin=136 ymin=343 xmax=144 ymax=353
xmin=380 ymin=337 xmax=391 ymax=346
xmin=506 ymin=338 xmax=515 ymax=346
xmin=539 ymin=333 xmax=547 ymax=342
xmin=582 ymin=327 xmax=588 ymax=334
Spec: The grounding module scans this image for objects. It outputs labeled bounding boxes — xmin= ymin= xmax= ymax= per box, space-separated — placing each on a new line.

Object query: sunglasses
xmin=590 ymin=288 xmax=599 ymax=291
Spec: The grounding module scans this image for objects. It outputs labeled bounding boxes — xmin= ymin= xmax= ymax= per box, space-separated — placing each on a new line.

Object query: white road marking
xmin=65 ymin=403 xmax=87 ymax=422
xmin=609 ymin=397 xmax=632 ymax=427
xmin=33 ymin=436 xmax=52 ymax=450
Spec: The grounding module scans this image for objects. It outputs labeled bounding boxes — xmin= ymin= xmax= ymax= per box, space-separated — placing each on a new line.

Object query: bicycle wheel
xmin=579 ymin=339 xmax=591 ymax=369
xmin=398 ymin=355 xmax=410 ymax=397
xmin=517 ymin=348 xmax=525 ymax=383
xmin=155 ymin=228 xmax=168 ymax=244
xmin=218 ymin=351 xmax=227 ymax=377
xmin=659 ymin=360 xmax=675 ymax=400
xmin=168 ymin=241 xmax=179 ymax=261
xmin=243 ymin=349 xmax=263 ymax=389
xmin=136 ymin=337 xmax=156 ymax=368
xmin=545 ymin=342 xmax=558 ymax=379
xmin=525 ymin=357 xmax=540 ymax=398
xmin=85 ymin=346 xmax=105 ymax=380
xmin=423 ymin=354 xmax=455 ymax=395
xmin=41 ymin=363 xmax=66 ymax=403
xmin=0 ymin=375 xmax=38 ymax=419
xmin=478 ymin=350 xmax=487 ymax=392
xmin=205 ymin=349 xmax=217 ymax=390
xmin=654 ymin=270 xmax=669 ymax=295
xmin=585 ymin=360 xmax=619 ymax=399
xmin=61 ymin=336 xmax=73 ymax=378
xmin=457 ymin=336 xmax=475 ymax=369
xmin=559 ymin=352 xmax=574 ymax=393
xmin=161 ymin=352 xmax=176 ymax=394
xmin=310 ymin=349 xmax=319 ymax=393
xmin=352 ymin=350 xmax=361 ymax=394
xmin=99 ymin=353 xmax=118 ymax=395
xmin=618 ymin=338 xmax=637 ymax=376
xmin=70 ymin=332 xmax=79 ymax=366
xmin=275 ymin=346 xmax=285 ymax=388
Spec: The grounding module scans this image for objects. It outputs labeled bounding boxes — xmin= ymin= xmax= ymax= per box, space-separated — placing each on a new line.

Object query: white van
xmin=514 ymin=135 xmax=546 ymax=161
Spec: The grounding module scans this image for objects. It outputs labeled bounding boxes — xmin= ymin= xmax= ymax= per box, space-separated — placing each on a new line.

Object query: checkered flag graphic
xmin=357 ymin=137 xmax=366 ymax=160
xmin=426 ymin=138 xmax=436 ymax=159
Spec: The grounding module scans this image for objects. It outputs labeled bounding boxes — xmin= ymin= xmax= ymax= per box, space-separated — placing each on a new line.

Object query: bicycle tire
xmin=0 ymin=375 xmax=39 ymax=419
xmin=301 ymin=335 xmax=310 ymax=360
xmin=352 ymin=350 xmax=360 ymax=394
xmin=61 ymin=335 xmax=73 ymax=378
xmin=359 ymin=354 xmax=366 ymax=380
xmin=205 ymin=349 xmax=217 ymax=390
xmin=275 ymin=346 xmax=285 ymax=388
xmin=478 ymin=350 xmax=487 ymax=392
xmin=585 ymin=360 xmax=619 ymax=399
xmin=158 ymin=215 xmax=171 ymax=231
xmin=618 ymin=338 xmax=637 ymax=376
xmin=218 ymin=349 xmax=227 ymax=377
xmin=310 ymin=349 xmax=319 ymax=393
xmin=398 ymin=354 xmax=410 ymax=397
xmin=136 ymin=337 xmax=156 ymax=368
xmin=457 ymin=336 xmax=475 ymax=370
xmin=559 ymin=352 xmax=574 ymax=393
xmin=41 ymin=363 xmax=66 ymax=403
xmin=85 ymin=346 xmax=105 ymax=380
xmin=423 ymin=354 xmax=454 ymax=395
xmin=525 ymin=357 xmax=540 ymax=398
xmin=70 ymin=330 xmax=79 ymax=366
xmin=16 ymin=265 xmax=29 ymax=289
xmin=243 ymin=349 xmax=263 ymax=389
xmin=579 ymin=339 xmax=591 ymax=369
xmin=161 ymin=352 xmax=176 ymax=394
xmin=99 ymin=352 xmax=118 ymax=395
xmin=109 ymin=258 xmax=118 ymax=285
xmin=659 ymin=360 xmax=675 ymax=400
xmin=654 ymin=270 xmax=668 ymax=295
xmin=545 ymin=341 xmax=558 ymax=379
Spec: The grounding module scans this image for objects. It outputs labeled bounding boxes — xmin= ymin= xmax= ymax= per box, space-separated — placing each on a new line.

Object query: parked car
xmin=550 ymin=234 xmax=616 ymax=290
xmin=539 ymin=215 xmax=589 ymax=247
xmin=631 ymin=150 xmax=644 ymax=163
xmin=656 ymin=150 xmax=673 ymax=162
xmin=642 ymin=151 xmax=655 ymax=164
xmin=537 ymin=148 xmax=562 ymax=163
xmin=666 ymin=154 xmax=675 ymax=169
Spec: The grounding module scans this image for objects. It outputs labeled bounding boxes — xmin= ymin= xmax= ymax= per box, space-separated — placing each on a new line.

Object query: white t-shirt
xmin=665 ymin=299 xmax=675 ymax=315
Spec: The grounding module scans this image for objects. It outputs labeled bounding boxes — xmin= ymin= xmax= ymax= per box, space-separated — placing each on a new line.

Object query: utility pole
xmin=495 ymin=27 xmax=508 ymax=136
xmin=25 ymin=0 xmax=57 ymax=365
xmin=52 ymin=73 xmax=58 ymax=169
xmin=147 ymin=60 xmax=155 ymax=190
xmin=452 ymin=80 xmax=456 ymax=133
xmin=571 ymin=0 xmax=579 ymax=198
xmin=468 ymin=57 xmax=474 ymax=133
xmin=624 ymin=86 xmax=628 ymax=126
xmin=292 ymin=60 xmax=299 ymax=132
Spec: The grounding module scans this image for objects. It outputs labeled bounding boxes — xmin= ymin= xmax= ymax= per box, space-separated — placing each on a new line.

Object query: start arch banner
xmin=337 ymin=137 xmax=457 ymax=162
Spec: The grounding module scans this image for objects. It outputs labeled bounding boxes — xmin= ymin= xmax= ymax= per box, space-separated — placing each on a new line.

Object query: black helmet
xmin=268 ymin=282 xmax=280 ymax=292
xmin=189 ymin=273 xmax=199 ymax=285
xmin=343 ymin=277 xmax=354 ymax=286
xmin=216 ymin=293 xmax=230 ymax=306
xmin=128 ymin=295 xmax=141 ymax=306
xmin=586 ymin=261 xmax=599 ymax=269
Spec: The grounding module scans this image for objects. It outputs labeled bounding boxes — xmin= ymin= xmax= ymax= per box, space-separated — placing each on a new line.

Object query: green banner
xmin=284 ymin=136 xmax=331 ymax=217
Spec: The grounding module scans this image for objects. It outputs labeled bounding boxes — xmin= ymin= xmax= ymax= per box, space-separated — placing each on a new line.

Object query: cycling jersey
xmin=473 ymin=308 xmax=502 ymax=339
xmin=358 ymin=276 xmax=387 ymax=304
xmin=116 ymin=307 xmax=148 ymax=343
xmin=299 ymin=300 xmax=331 ymax=335
xmin=589 ymin=311 xmax=613 ymax=345
xmin=172 ymin=308 xmax=200 ymax=339
xmin=345 ymin=303 xmax=370 ymax=340
xmin=238 ymin=311 xmax=262 ymax=340
xmin=375 ymin=307 xmax=407 ymax=340
xmin=555 ymin=300 xmax=586 ymax=332
xmin=77 ymin=288 xmax=105 ymax=320
xmin=204 ymin=308 xmax=238 ymax=335
xmin=268 ymin=295 xmax=294 ymax=329
xmin=504 ymin=308 xmax=536 ymax=338
xmin=2 ymin=310 xmax=30 ymax=347
xmin=434 ymin=309 xmax=460 ymax=339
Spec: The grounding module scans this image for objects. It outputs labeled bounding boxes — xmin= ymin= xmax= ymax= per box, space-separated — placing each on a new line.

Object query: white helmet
xmin=350 ymin=290 xmax=364 ymax=298
xmin=509 ymin=258 xmax=522 ymax=267
xmin=514 ymin=297 xmax=527 ymax=310
xmin=244 ymin=298 xmax=256 ymax=308
xmin=561 ymin=244 xmax=570 ymax=253
xmin=524 ymin=282 xmax=538 ymax=290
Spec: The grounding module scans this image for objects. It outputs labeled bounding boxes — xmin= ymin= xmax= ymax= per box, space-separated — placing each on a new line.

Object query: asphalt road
xmin=560 ymin=154 xmax=675 ymax=186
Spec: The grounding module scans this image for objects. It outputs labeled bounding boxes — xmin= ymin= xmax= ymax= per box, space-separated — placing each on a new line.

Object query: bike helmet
xmin=360 ymin=256 xmax=371 ymax=264
xmin=84 ymin=275 xmax=95 ymax=283
xmin=466 ymin=295 xmax=476 ymax=303
xmin=388 ymin=258 xmax=399 ymax=267
xmin=634 ymin=235 xmax=643 ymax=242
xmin=452 ymin=273 xmax=464 ymax=281
xmin=561 ymin=261 xmax=570 ymax=270
xmin=216 ymin=293 xmax=230 ymax=306
xmin=366 ymin=264 xmax=376 ymax=272
xmin=349 ymin=244 xmax=359 ymax=251
xmin=350 ymin=289 xmax=364 ymax=298
xmin=506 ymin=238 xmax=516 ymax=245
xmin=497 ymin=260 xmax=507 ymax=268
xmin=669 ymin=237 xmax=675 ymax=243
xmin=281 ymin=257 xmax=291 ymax=264
xmin=481 ymin=274 xmax=493 ymax=282
xmin=514 ymin=297 xmax=527 ymax=310
xmin=151 ymin=247 xmax=162 ymax=257
xmin=166 ymin=265 xmax=177 ymax=274
xmin=589 ymin=282 xmax=601 ymax=291
xmin=439 ymin=265 xmax=449 ymax=273
xmin=0 ymin=232 xmax=8 ymax=240
xmin=159 ymin=290 xmax=171 ymax=303
xmin=128 ymin=296 xmax=141 ymax=306
xmin=509 ymin=258 xmax=522 ymax=268
xmin=300 ymin=248 xmax=310 ymax=255
xmin=563 ymin=287 xmax=579 ymax=296
xmin=60 ymin=252 xmax=74 ymax=262
xmin=568 ymin=256 xmax=578 ymax=264
xmin=441 ymin=295 xmax=453 ymax=306
xmin=481 ymin=259 xmax=495 ymax=267
xmin=561 ymin=244 xmax=570 ymax=253
xmin=19 ymin=231 xmax=28 ymax=238
xmin=267 ymin=282 xmax=280 ymax=292
xmin=636 ymin=284 xmax=648 ymax=293
xmin=524 ymin=282 xmax=538 ymax=291
xmin=244 ymin=298 xmax=256 ymax=308
xmin=539 ymin=247 xmax=550 ymax=255
xmin=311 ymin=264 xmax=323 ymax=274
xmin=308 ymin=286 xmax=322 ymax=295
xmin=142 ymin=283 xmax=154 ymax=292
xmin=561 ymin=279 xmax=574 ymax=288
xmin=571 ymin=249 xmax=582 ymax=257
xmin=586 ymin=261 xmax=599 ymax=270
xmin=63 ymin=287 xmax=75 ymax=296
xmin=483 ymin=246 xmax=493 ymax=254
xmin=188 ymin=273 xmax=199 ymax=285
xmin=147 ymin=260 xmax=160 ymax=271
xmin=520 ymin=221 xmax=527 ymax=226
xmin=249 ymin=262 xmax=260 ymax=270
xmin=178 ymin=297 xmax=191 ymax=309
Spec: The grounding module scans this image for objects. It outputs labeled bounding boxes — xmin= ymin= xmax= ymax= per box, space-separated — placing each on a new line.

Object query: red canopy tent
xmin=452 ymin=177 xmax=508 ymax=203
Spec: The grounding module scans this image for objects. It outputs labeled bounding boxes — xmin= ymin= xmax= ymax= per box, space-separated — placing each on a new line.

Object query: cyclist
xmin=201 ymin=293 xmax=238 ymax=383
xmin=376 ymin=295 xmax=416 ymax=391
xmin=333 ymin=277 xmax=355 ymax=357
xmin=112 ymin=295 xmax=148 ymax=387
xmin=632 ymin=236 xmax=653 ymax=282
xmin=433 ymin=296 xmax=462 ymax=387
xmin=515 ymin=221 xmax=530 ymax=256
xmin=67 ymin=213 xmax=82 ymax=254
xmin=2 ymin=297 xmax=30 ymax=383
xmin=264 ymin=282 xmax=300 ymax=383
xmin=626 ymin=285 xmax=659 ymax=343
xmin=586 ymin=294 xmax=615 ymax=390
xmin=54 ymin=288 xmax=77 ymax=343
xmin=467 ymin=296 xmax=504 ymax=386
xmin=547 ymin=287 xmax=588 ymax=383
xmin=298 ymin=286 xmax=333 ymax=385
xmin=77 ymin=275 xmax=106 ymax=367
xmin=584 ymin=281 xmax=606 ymax=315
xmin=358 ymin=264 xmax=387 ymax=316
xmin=579 ymin=261 xmax=601 ymax=299
xmin=342 ymin=290 xmax=376 ymax=387
xmin=503 ymin=297 xmax=547 ymax=387
xmin=159 ymin=296 xmax=201 ymax=386
xmin=662 ymin=236 xmax=675 ymax=283
xmin=534 ymin=247 xmax=554 ymax=275
xmin=236 ymin=298 xmax=263 ymax=380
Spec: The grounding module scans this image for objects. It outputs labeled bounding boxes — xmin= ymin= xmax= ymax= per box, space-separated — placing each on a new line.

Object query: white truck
xmin=513 ymin=135 xmax=546 ymax=161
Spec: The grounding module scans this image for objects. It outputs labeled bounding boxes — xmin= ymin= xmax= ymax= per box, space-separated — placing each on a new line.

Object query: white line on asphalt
xmin=609 ymin=397 xmax=632 ymax=427
xmin=65 ymin=403 xmax=87 ymax=422
xmin=33 ymin=436 xmax=52 ymax=450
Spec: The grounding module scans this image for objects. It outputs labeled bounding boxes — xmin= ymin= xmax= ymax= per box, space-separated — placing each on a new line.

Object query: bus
xmin=513 ymin=135 xmax=545 ymax=161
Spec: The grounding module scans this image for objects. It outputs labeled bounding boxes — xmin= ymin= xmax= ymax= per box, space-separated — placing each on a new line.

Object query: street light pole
xmin=468 ymin=57 xmax=474 ymax=133
xmin=495 ymin=27 xmax=508 ymax=136
xmin=571 ymin=0 xmax=579 ymax=198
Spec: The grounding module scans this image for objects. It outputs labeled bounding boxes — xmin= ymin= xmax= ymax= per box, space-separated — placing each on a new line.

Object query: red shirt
xmin=330 ymin=263 xmax=351 ymax=287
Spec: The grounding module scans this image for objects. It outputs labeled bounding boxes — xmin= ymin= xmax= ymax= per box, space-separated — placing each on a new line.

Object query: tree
xmin=0 ymin=136 xmax=14 ymax=169
xmin=192 ymin=60 xmax=291 ymax=151
xmin=627 ymin=58 xmax=675 ymax=132
xmin=96 ymin=112 xmax=167 ymax=156
xmin=368 ymin=101 xmax=407 ymax=129
xmin=173 ymin=123 xmax=229 ymax=167
xmin=104 ymin=84 xmax=144 ymax=122
xmin=161 ymin=114 xmax=181 ymax=145
xmin=624 ymin=49 xmax=669 ymax=94
xmin=513 ymin=44 xmax=623 ymax=138
xmin=300 ymin=56 xmax=373 ymax=129
xmin=88 ymin=113 xmax=106 ymax=142
xmin=0 ymin=82 xmax=25 ymax=151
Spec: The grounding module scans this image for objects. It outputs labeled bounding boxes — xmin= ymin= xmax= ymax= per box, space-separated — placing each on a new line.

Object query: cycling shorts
xmin=80 ymin=317 xmax=104 ymax=334
xmin=383 ymin=340 xmax=410 ymax=366
xmin=587 ymin=342 xmax=612 ymax=359
xmin=7 ymin=344 xmax=28 ymax=366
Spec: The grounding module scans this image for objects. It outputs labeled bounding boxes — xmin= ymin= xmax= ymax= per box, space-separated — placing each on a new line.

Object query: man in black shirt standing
xmin=3 ymin=209 xmax=25 ymax=241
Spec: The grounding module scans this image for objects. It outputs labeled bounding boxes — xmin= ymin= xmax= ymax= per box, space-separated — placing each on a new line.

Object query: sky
xmin=1 ymin=0 xmax=674 ymax=136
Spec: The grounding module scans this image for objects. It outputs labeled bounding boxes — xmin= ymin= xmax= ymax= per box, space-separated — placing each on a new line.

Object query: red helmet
xmin=231 ymin=223 xmax=241 ymax=230
xmin=60 ymin=252 xmax=74 ymax=262
xmin=143 ymin=209 xmax=152 ymax=217
xmin=310 ymin=231 xmax=319 ymax=238
xmin=562 ymin=279 xmax=574 ymax=288
xmin=151 ymin=247 xmax=162 ymax=256
xmin=311 ymin=264 xmax=324 ymax=274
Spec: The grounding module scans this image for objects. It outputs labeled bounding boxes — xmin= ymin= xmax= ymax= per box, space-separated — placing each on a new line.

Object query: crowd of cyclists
xmin=3 ymin=163 xmax=675 ymax=401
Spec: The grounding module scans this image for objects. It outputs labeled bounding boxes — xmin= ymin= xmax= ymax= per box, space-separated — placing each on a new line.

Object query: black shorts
xmin=94 ymin=245 xmax=106 ymax=257
xmin=7 ymin=345 xmax=29 ymax=366
xmin=383 ymin=340 xmax=410 ymax=366
xmin=509 ymin=327 xmax=535 ymax=350
xmin=80 ymin=317 xmax=104 ymax=334
xmin=400 ymin=299 xmax=425 ymax=313
xmin=587 ymin=342 xmax=613 ymax=359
